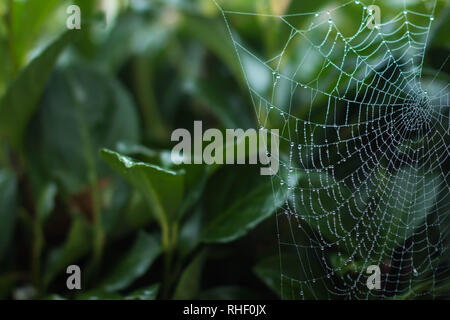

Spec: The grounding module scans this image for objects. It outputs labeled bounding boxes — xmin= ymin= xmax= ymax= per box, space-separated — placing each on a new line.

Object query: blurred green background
xmin=0 ymin=0 xmax=448 ymax=300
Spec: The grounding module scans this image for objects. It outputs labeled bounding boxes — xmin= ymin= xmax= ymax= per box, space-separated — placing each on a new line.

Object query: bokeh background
xmin=0 ymin=0 xmax=448 ymax=300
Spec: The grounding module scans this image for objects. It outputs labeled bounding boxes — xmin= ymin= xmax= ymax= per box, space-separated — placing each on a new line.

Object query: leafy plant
xmin=0 ymin=0 xmax=448 ymax=300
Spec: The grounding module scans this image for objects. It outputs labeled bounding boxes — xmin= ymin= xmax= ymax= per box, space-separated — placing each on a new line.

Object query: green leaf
xmin=101 ymin=178 xmax=132 ymax=235
xmin=43 ymin=215 xmax=92 ymax=287
xmin=125 ymin=283 xmax=160 ymax=300
xmin=0 ymin=169 xmax=18 ymax=262
xmin=101 ymin=149 xmax=185 ymax=223
xmin=0 ymin=31 xmax=74 ymax=149
xmin=11 ymin=0 xmax=61 ymax=65
xmin=27 ymin=65 xmax=141 ymax=194
xmin=202 ymin=173 xmax=299 ymax=243
xmin=111 ymin=191 xmax=154 ymax=238
xmin=178 ymin=208 xmax=203 ymax=258
xmin=173 ymin=250 xmax=208 ymax=300
xmin=101 ymin=231 xmax=161 ymax=292
xmin=253 ymin=255 xmax=285 ymax=298
xmin=115 ymin=142 xmax=209 ymax=220
xmin=181 ymin=14 xmax=245 ymax=89
xmin=188 ymin=78 xmax=253 ymax=129
xmin=178 ymin=164 xmax=210 ymax=219
xmin=97 ymin=12 xmax=171 ymax=72
xmin=36 ymin=183 xmax=57 ymax=223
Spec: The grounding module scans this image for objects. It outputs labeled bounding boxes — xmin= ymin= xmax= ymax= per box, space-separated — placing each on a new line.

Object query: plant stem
xmin=5 ymin=0 xmax=19 ymax=74
xmin=161 ymin=219 xmax=178 ymax=299
xmin=66 ymin=72 xmax=104 ymax=277
xmin=31 ymin=218 xmax=43 ymax=295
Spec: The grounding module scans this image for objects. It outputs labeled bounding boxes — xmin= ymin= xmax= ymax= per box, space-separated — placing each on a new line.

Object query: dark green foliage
xmin=0 ymin=0 xmax=448 ymax=300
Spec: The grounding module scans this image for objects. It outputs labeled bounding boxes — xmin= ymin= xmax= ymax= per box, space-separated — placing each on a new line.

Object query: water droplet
xmin=355 ymin=0 xmax=360 ymax=4
xmin=430 ymin=16 xmax=434 ymax=21
xmin=122 ymin=157 xmax=134 ymax=168
xmin=413 ymin=268 xmax=418 ymax=276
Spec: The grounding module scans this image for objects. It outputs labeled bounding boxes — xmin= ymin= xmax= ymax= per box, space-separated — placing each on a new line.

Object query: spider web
xmin=213 ymin=0 xmax=450 ymax=299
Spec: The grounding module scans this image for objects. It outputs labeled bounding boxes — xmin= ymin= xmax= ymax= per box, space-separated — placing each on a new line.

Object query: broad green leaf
xmin=11 ymin=0 xmax=61 ymax=65
xmin=101 ymin=149 xmax=185 ymax=223
xmin=125 ymin=283 xmax=160 ymax=300
xmin=44 ymin=215 xmax=92 ymax=287
xmin=187 ymin=78 xmax=253 ymax=129
xmin=180 ymin=15 xmax=245 ymax=89
xmin=178 ymin=164 xmax=210 ymax=219
xmin=0 ymin=169 xmax=18 ymax=262
xmin=178 ymin=208 xmax=203 ymax=258
xmin=202 ymin=172 xmax=299 ymax=243
xmin=0 ymin=31 xmax=74 ymax=149
xmin=27 ymin=65 xmax=140 ymax=194
xmin=101 ymin=178 xmax=132 ymax=235
xmin=114 ymin=142 xmax=209 ymax=220
xmin=115 ymin=142 xmax=174 ymax=168
xmin=111 ymin=191 xmax=154 ymax=238
xmin=101 ymin=231 xmax=161 ymax=292
xmin=97 ymin=12 xmax=171 ymax=72
xmin=173 ymin=250 xmax=208 ymax=300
